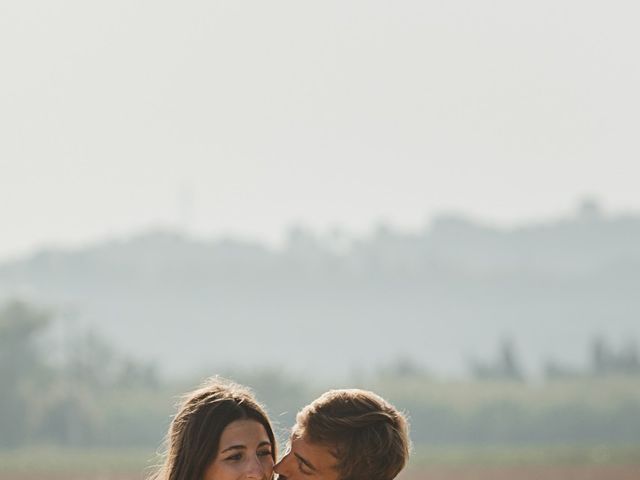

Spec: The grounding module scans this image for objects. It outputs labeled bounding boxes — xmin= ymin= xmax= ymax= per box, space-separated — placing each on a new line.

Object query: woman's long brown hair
xmin=149 ymin=378 xmax=276 ymax=480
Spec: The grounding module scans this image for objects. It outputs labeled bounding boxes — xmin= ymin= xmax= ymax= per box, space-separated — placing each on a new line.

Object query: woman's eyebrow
xmin=221 ymin=445 xmax=246 ymax=453
xmin=222 ymin=441 xmax=271 ymax=453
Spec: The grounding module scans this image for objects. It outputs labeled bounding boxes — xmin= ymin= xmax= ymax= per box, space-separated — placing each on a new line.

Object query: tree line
xmin=467 ymin=336 xmax=640 ymax=382
xmin=1 ymin=299 xmax=639 ymax=449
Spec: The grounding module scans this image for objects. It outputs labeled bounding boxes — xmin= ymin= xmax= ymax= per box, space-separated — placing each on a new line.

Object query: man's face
xmin=274 ymin=433 xmax=339 ymax=480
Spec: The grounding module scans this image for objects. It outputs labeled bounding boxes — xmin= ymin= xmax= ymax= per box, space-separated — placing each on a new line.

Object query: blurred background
xmin=1 ymin=1 xmax=640 ymax=479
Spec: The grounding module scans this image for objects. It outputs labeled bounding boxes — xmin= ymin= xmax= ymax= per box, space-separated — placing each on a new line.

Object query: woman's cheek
xmin=262 ymin=458 xmax=275 ymax=475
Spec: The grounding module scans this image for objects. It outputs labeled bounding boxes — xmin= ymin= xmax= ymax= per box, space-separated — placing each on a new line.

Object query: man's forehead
xmin=290 ymin=433 xmax=339 ymax=471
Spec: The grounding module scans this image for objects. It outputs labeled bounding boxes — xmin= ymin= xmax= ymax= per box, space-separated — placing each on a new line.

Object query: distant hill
xmin=2 ymin=203 xmax=640 ymax=378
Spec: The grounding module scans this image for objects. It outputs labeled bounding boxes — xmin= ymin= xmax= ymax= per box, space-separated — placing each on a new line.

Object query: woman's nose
xmin=246 ymin=456 xmax=268 ymax=479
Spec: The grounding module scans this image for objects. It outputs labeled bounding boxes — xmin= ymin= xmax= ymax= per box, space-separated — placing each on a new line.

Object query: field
xmin=4 ymin=466 xmax=640 ymax=480
xmin=403 ymin=465 xmax=640 ymax=480
xmin=402 ymin=445 xmax=640 ymax=480
xmin=1 ymin=445 xmax=639 ymax=480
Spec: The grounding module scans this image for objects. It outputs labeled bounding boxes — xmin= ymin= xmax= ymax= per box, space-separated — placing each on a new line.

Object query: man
xmin=275 ymin=389 xmax=410 ymax=480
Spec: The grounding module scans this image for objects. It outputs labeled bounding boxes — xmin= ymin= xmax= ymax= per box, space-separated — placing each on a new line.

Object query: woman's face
xmin=204 ymin=419 xmax=274 ymax=480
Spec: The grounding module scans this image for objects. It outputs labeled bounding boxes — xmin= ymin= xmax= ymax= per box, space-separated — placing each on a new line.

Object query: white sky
xmin=2 ymin=1 xmax=639 ymax=261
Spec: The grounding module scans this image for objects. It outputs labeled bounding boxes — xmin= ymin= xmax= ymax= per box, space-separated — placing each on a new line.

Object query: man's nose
xmin=273 ymin=455 xmax=288 ymax=475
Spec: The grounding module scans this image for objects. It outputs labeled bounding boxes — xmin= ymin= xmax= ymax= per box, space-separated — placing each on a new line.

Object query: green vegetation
xmin=1 ymin=299 xmax=640 ymax=453
xmin=1 ymin=444 xmax=638 ymax=475
xmin=0 ymin=447 xmax=156 ymax=474
xmin=0 ymin=300 xmax=171 ymax=448
xmin=371 ymin=375 xmax=640 ymax=446
xmin=408 ymin=444 xmax=640 ymax=468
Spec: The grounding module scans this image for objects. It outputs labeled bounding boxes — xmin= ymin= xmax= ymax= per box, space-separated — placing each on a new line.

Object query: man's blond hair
xmin=294 ymin=389 xmax=410 ymax=480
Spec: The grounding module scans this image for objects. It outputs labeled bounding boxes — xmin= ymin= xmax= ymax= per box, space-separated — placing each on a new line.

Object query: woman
xmin=150 ymin=377 xmax=277 ymax=480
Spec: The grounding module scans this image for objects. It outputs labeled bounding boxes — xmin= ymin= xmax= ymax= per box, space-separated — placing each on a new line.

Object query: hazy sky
xmin=2 ymin=1 xmax=639 ymax=261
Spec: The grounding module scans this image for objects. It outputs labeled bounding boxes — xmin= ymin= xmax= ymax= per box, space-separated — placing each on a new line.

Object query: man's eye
xmin=297 ymin=460 xmax=312 ymax=475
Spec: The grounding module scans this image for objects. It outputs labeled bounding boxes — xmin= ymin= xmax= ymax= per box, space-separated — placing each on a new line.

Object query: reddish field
xmin=2 ymin=476 xmax=143 ymax=480
xmin=406 ymin=465 xmax=640 ymax=480
xmin=3 ymin=465 xmax=640 ymax=480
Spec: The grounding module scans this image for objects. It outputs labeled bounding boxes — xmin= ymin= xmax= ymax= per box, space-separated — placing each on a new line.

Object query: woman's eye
xmin=225 ymin=453 xmax=242 ymax=461
xmin=258 ymin=450 xmax=272 ymax=457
